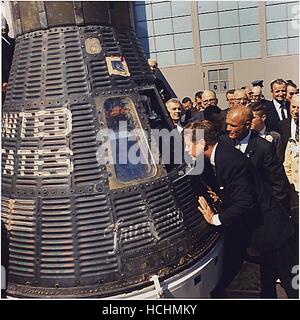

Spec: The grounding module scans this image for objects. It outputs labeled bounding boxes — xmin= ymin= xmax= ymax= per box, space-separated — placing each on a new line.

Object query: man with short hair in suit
xmin=248 ymin=102 xmax=284 ymax=164
xmin=185 ymin=120 xmax=297 ymax=298
xmin=233 ymin=89 xmax=249 ymax=107
xmin=286 ymin=80 xmax=298 ymax=103
xmin=223 ymin=106 xmax=291 ymax=211
xmin=265 ymin=79 xmax=290 ymax=133
xmin=184 ymin=120 xmax=256 ymax=297
xmin=148 ymin=58 xmax=171 ymax=103
xmin=278 ymin=93 xmax=299 ymax=151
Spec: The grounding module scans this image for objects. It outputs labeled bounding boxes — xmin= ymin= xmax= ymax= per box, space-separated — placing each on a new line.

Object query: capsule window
xmin=101 ymin=96 xmax=157 ymax=186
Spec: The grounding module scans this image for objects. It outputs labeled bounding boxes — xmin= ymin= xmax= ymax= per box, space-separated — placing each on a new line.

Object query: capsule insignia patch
xmin=85 ymin=37 xmax=102 ymax=54
xmin=106 ymin=56 xmax=130 ymax=77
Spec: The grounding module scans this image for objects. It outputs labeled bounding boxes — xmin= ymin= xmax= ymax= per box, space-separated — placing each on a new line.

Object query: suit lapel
xmin=271 ymin=101 xmax=280 ymax=122
xmin=245 ymin=131 xmax=257 ymax=158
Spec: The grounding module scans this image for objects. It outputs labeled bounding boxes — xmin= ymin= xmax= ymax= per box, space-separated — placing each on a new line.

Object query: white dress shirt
xmin=273 ymin=99 xmax=288 ymax=121
xmin=176 ymin=123 xmax=184 ymax=133
xmin=209 ymin=143 xmax=222 ymax=226
xmin=259 ymin=126 xmax=267 ymax=138
xmin=291 ymin=118 xmax=297 ymax=140
xmin=235 ymin=130 xmax=252 ymax=154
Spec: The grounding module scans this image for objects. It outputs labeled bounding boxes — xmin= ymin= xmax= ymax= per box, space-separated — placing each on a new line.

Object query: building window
xmin=208 ymin=68 xmax=229 ymax=93
xmin=266 ymin=0 xmax=299 ymax=56
xmin=198 ymin=1 xmax=261 ymax=63
xmin=133 ymin=1 xmax=194 ymax=67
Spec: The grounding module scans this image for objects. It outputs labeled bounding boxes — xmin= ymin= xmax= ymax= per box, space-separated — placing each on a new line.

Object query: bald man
xmin=201 ymin=89 xmax=218 ymax=109
xmin=222 ymin=106 xmax=296 ymax=298
xmin=251 ymin=86 xmax=263 ymax=103
xmin=233 ymin=89 xmax=249 ymax=107
xmin=242 ymin=86 xmax=253 ymax=101
xmin=147 ymin=58 xmax=171 ymax=103
xmin=224 ymin=106 xmax=290 ymax=209
xmin=279 ymin=93 xmax=299 ymax=150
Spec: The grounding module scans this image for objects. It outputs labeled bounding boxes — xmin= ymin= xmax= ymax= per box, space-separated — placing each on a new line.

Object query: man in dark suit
xmin=184 ymin=120 xmax=255 ymax=297
xmin=224 ymin=106 xmax=291 ymax=210
xmin=185 ymin=120 xmax=297 ymax=298
xmin=148 ymin=58 xmax=171 ymax=103
xmin=248 ymin=102 xmax=285 ymax=164
xmin=191 ymin=89 xmax=221 ymax=122
xmin=265 ymin=79 xmax=290 ymax=133
xmin=2 ymin=16 xmax=15 ymax=101
xmin=278 ymin=93 xmax=299 ymax=151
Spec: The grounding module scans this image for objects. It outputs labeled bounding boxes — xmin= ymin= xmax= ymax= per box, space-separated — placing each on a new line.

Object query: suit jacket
xmin=220 ymin=131 xmax=291 ymax=210
xmin=2 ymin=35 xmax=15 ymax=83
xmin=263 ymin=130 xmax=285 ymax=164
xmin=154 ymin=78 xmax=171 ymax=103
xmin=205 ymin=138 xmax=294 ymax=252
xmin=191 ymin=110 xmax=204 ymax=121
xmin=201 ymin=141 xmax=255 ymax=230
xmin=265 ymin=99 xmax=290 ymax=133
xmin=248 ymin=163 xmax=294 ymax=253
xmin=278 ymin=117 xmax=292 ymax=150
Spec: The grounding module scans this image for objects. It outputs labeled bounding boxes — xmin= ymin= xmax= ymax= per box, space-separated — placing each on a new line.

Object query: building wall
xmin=159 ymin=54 xmax=298 ymax=108
xmin=133 ymin=0 xmax=299 ymax=107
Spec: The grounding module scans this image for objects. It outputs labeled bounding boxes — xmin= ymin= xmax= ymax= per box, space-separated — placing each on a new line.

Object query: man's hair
xmin=226 ymin=89 xmax=235 ymax=96
xmin=227 ymin=106 xmax=253 ymax=124
xmin=204 ymin=105 xmax=221 ymax=118
xmin=166 ymin=98 xmax=181 ymax=108
xmin=148 ymin=58 xmax=157 ymax=66
xmin=248 ymin=102 xmax=267 ymax=117
xmin=185 ymin=120 xmax=218 ymax=145
xmin=270 ymin=78 xmax=286 ymax=91
xmin=182 ymin=96 xmax=192 ymax=104
xmin=286 ymin=80 xmax=297 ymax=89
xmin=195 ymin=91 xmax=203 ymax=99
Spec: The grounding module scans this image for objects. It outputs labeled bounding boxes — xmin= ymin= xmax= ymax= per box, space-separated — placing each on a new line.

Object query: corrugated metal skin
xmin=2 ymin=17 xmax=219 ymax=297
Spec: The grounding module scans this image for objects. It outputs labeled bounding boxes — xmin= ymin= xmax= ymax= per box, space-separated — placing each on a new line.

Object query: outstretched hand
xmin=198 ymin=196 xmax=214 ymax=224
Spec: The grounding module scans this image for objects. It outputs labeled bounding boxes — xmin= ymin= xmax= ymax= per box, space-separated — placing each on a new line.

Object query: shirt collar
xmin=259 ymin=126 xmax=267 ymax=137
xmin=2 ymin=36 xmax=11 ymax=45
xmin=176 ymin=123 xmax=184 ymax=133
xmin=273 ymin=99 xmax=282 ymax=108
xmin=238 ymin=130 xmax=252 ymax=145
xmin=210 ymin=143 xmax=218 ymax=167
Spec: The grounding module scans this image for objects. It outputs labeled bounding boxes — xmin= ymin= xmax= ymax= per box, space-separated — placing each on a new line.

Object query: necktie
xmin=280 ymin=105 xmax=286 ymax=120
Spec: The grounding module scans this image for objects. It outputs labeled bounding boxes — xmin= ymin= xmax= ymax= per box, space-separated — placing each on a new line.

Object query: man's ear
xmin=202 ymin=139 xmax=209 ymax=151
xmin=262 ymin=114 xmax=267 ymax=122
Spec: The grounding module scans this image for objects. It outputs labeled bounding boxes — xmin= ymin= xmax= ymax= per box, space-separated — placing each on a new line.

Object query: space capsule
xmin=1 ymin=1 xmax=223 ymax=298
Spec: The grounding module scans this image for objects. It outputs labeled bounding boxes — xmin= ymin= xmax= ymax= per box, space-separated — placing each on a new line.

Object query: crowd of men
xmin=154 ymin=59 xmax=299 ymax=298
